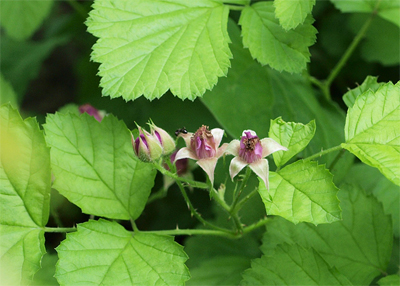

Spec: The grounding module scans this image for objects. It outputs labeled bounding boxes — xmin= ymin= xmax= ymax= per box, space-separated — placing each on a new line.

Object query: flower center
xmin=190 ymin=125 xmax=216 ymax=159
xmin=239 ymin=134 xmax=262 ymax=164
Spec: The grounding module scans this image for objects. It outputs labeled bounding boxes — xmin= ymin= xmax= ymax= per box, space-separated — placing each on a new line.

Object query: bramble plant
xmin=0 ymin=0 xmax=399 ymax=285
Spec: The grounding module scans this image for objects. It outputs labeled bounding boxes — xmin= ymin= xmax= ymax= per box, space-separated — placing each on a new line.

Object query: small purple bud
xmin=132 ymin=126 xmax=163 ymax=162
xmin=148 ymin=120 xmax=176 ymax=155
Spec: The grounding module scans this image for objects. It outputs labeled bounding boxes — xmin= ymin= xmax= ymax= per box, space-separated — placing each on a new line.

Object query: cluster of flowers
xmin=78 ymin=104 xmax=287 ymax=189
xmin=133 ymin=124 xmax=287 ymax=189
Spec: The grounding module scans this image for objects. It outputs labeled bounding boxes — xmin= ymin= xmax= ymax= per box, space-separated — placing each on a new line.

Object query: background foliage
xmin=0 ymin=0 xmax=399 ymax=285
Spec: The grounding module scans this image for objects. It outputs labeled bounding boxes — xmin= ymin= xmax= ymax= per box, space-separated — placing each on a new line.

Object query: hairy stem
xmin=43 ymin=227 xmax=76 ymax=233
xmin=303 ymin=145 xmax=343 ymax=162
xmin=140 ymin=228 xmax=237 ymax=238
xmin=153 ymin=162 xmax=209 ymax=189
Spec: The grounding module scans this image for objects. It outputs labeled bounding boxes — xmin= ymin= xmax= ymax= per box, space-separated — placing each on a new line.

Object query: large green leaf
xmin=331 ymin=0 xmax=400 ymax=27
xmin=86 ymin=0 xmax=231 ymax=101
xmin=0 ymin=104 xmax=50 ymax=285
xmin=0 ymin=0 xmax=53 ymax=40
xmin=260 ymin=160 xmax=341 ymax=224
xmin=239 ymin=1 xmax=317 ymax=73
xmin=378 ymin=275 xmax=400 ymax=286
xmin=44 ymin=112 xmax=156 ymax=220
xmin=345 ymin=163 xmax=400 ymax=237
xmin=241 ymin=243 xmax=352 ymax=285
xmin=55 ymin=219 xmax=190 ymax=285
xmin=269 ymin=117 xmax=316 ymax=167
xmin=202 ymin=21 xmax=347 ymax=168
xmin=274 ymin=0 xmax=316 ymax=30
xmin=342 ymin=76 xmax=384 ymax=108
xmin=342 ymin=82 xmax=400 ymax=186
xmin=262 ymin=185 xmax=393 ymax=285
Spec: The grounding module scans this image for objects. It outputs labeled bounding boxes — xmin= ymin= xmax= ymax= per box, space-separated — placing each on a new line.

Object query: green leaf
xmin=187 ymin=256 xmax=251 ymax=286
xmin=239 ymin=1 xmax=317 ymax=73
xmin=262 ymin=185 xmax=393 ymax=285
xmin=0 ymin=73 xmax=18 ymax=108
xmin=269 ymin=117 xmax=316 ymax=167
xmin=0 ymin=104 xmax=50 ymax=284
xmin=345 ymin=163 xmax=400 ymax=237
xmin=331 ymin=0 xmax=400 ymax=27
xmin=274 ymin=0 xmax=316 ymax=30
xmin=378 ymin=275 xmax=400 ymax=286
xmin=349 ymin=15 xmax=400 ymax=66
xmin=86 ymin=0 xmax=231 ymax=101
xmin=55 ymin=219 xmax=190 ymax=285
xmin=31 ymin=253 xmax=59 ymax=286
xmin=260 ymin=160 xmax=341 ymax=224
xmin=43 ymin=112 xmax=156 ymax=220
xmin=342 ymin=76 xmax=384 ymax=108
xmin=202 ymin=20 xmax=347 ymax=167
xmin=241 ymin=243 xmax=352 ymax=285
xmin=0 ymin=0 xmax=53 ymax=40
xmin=0 ymin=36 xmax=66 ymax=98
xmin=342 ymin=82 xmax=400 ymax=186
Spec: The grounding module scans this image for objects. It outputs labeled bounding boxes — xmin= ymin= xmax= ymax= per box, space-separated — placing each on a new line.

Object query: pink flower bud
xmin=132 ymin=126 xmax=163 ymax=162
xmin=79 ymin=104 xmax=105 ymax=122
xmin=148 ymin=120 xmax=176 ymax=156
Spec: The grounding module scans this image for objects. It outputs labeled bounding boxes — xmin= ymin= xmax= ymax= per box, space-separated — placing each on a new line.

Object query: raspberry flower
xmin=174 ymin=125 xmax=227 ymax=184
xmin=226 ymin=130 xmax=288 ymax=189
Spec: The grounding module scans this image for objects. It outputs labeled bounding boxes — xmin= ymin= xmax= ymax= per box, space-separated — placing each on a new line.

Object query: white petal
xmin=249 ymin=159 xmax=269 ymax=189
xmin=225 ymin=140 xmax=240 ymax=156
xmin=242 ymin=129 xmax=257 ymax=137
xmin=229 ymin=156 xmax=248 ymax=181
xmin=178 ymin=132 xmax=193 ymax=147
xmin=216 ymin=143 xmax=228 ymax=158
xmin=174 ymin=147 xmax=198 ymax=162
xmin=211 ymin=128 xmax=225 ymax=147
xmin=197 ymin=158 xmax=218 ymax=184
xmin=260 ymin=138 xmax=288 ymax=158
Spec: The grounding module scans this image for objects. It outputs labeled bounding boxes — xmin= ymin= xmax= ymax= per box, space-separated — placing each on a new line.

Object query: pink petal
xmin=196 ymin=158 xmax=219 ymax=184
xmin=225 ymin=140 xmax=240 ymax=156
xmin=260 ymin=138 xmax=288 ymax=158
xmin=211 ymin=128 xmax=225 ymax=147
xmin=249 ymin=159 xmax=270 ymax=189
xmin=229 ymin=156 xmax=248 ymax=181
xmin=174 ymin=147 xmax=198 ymax=162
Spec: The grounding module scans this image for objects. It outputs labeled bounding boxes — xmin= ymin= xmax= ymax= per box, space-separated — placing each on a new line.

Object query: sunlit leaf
xmin=0 ymin=104 xmax=50 ymax=285
xmin=239 ymin=1 xmax=317 ymax=73
xmin=342 ymin=76 xmax=383 ymax=108
xmin=44 ymin=112 xmax=156 ymax=220
xmin=55 ymin=219 xmax=190 ymax=285
xmin=331 ymin=0 xmax=400 ymax=27
xmin=241 ymin=243 xmax=352 ymax=285
xmin=0 ymin=0 xmax=53 ymax=40
xmin=274 ymin=0 xmax=316 ymax=30
xmin=269 ymin=117 xmax=316 ymax=167
xmin=262 ymin=185 xmax=393 ymax=285
xmin=86 ymin=0 xmax=232 ymax=100
xmin=260 ymin=160 xmax=341 ymax=224
xmin=343 ymin=82 xmax=400 ymax=186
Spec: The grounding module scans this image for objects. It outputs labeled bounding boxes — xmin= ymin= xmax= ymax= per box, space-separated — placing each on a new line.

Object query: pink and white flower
xmin=174 ymin=125 xmax=227 ymax=184
xmin=226 ymin=130 xmax=288 ymax=189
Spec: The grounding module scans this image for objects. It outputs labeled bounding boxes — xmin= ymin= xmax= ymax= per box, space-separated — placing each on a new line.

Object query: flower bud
xmin=148 ymin=120 xmax=176 ymax=156
xmin=79 ymin=104 xmax=105 ymax=122
xmin=132 ymin=126 xmax=163 ymax=162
